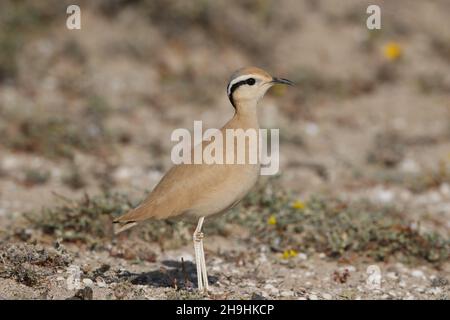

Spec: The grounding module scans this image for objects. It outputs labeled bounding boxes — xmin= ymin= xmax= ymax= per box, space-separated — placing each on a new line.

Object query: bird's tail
xmin=113 ymin=204 xmax=147 ymax=234
xmin=113 ymin=219 xmax=138 ymax=234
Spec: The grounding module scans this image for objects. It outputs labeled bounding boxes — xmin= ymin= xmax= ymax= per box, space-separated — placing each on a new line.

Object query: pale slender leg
xmin=193 ymin=217 xmax=208 ymax=291
xmin=199 ymin=235 xmax=209 ymax=290
xmin=193 ymin=237 xmax=203 ymax=291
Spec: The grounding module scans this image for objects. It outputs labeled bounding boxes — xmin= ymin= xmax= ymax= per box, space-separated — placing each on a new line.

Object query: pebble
xmin=322 ymin=293 xmax=332 ymax=300
xmin=308 ymin=294 xmax=318 ymax=300
xmin=304 ymin=122 xmax=319 ymax=136
xmin=280 ymin=290 xmax=294 ymax=297
xmin=96 ymin=277 xmax=107 ymax=288
xmin=411 ymin=270 xmax=425 ymax=278
xmin=298 ymin=253 xmax=308 ymax=260
xmin=388 ymin=290 xmax=396 ymax=297
xmin=263 ymin=283 xmax=279 ymax=295
xmin=440 ymin=183 xmax=450 ymax=196
xmin=82 ymin=279 xmax=93 ymax=286
xmin=263 ymin=283 xmax=274 ymax=289
xmin=340 ymin=265 xmax=356 ymax=272
xmin=415 ymin=287 xmax=425 ymax=293
xmin=427 ymin=288 xmax=442 ymax=295
xmin=386 ymin=272 xmax=398 ymax=280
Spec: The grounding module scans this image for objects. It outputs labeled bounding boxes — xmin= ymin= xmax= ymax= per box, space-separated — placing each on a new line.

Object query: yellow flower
xmin=282 ymin=249 xmax=298 ymax=259
xmin=267 ymin=215 xmax=277 ymax=225
xmin=383 ymin=42 xmax=402 ymax=61
xmin=292 ymin=200 xmax=305 ymax=210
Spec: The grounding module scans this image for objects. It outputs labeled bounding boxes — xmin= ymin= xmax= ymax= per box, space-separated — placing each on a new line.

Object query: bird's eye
xmin=246 ymin=78 xmax=256 ymax=86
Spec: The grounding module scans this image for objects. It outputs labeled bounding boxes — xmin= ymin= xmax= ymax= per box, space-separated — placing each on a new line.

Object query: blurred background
xmin=0 ymin=0 xmax=449 ymax=299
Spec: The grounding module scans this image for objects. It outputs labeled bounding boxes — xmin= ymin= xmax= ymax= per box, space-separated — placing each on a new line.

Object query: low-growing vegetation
xmin=20 ymin=179 xmax=449 ymax=265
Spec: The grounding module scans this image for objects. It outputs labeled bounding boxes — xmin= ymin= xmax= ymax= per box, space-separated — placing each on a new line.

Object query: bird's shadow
xmin=119 ymin=259 xmax=219 ymax=290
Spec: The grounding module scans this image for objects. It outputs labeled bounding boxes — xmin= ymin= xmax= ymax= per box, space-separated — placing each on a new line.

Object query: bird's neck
xmin=232 ymin=100 xmax=259 ymax=128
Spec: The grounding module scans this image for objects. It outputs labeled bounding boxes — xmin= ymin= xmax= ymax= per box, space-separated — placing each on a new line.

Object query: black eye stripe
xmin=228 ymin=78 xmax=256 ymax=95
xmin=227 ymin=77 xmax=257 ymax=108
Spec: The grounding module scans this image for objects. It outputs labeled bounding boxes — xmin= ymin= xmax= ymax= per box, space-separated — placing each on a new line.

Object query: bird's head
xmin=227 ymin=66 xmax=293 ymax=109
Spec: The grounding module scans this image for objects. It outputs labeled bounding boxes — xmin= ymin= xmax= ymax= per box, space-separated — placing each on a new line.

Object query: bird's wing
xmin=113 ymin=115 xmax=260 ymax=233
xmin=113 ymin=162 xmax=231 ymax=229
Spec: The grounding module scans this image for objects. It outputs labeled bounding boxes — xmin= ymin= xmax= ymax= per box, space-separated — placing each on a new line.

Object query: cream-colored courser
xmin=114 ymin=67 xmax=293 ymax=292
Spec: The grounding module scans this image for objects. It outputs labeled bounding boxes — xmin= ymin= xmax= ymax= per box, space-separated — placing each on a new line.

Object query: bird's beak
xmin=271 ymin=77 xmax=295 ymax=86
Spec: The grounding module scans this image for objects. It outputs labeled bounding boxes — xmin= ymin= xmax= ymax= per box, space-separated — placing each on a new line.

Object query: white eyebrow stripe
xmin=227 ymin=75 xmax=254 ymax=96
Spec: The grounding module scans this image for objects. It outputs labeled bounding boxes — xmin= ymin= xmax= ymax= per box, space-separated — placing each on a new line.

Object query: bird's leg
xmin=193 ymin=217 xmax=206 ymax=291
xmin=199 ymin=231 xmax=209 ymax=291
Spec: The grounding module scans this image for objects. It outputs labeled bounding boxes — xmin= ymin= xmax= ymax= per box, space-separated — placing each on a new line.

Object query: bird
xmin=113 ymin=67 xmax=293 ymax=292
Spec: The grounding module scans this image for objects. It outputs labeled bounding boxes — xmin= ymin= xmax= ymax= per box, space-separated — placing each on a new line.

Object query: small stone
xmin=298 ymin=253 xmax=308 ymax=260
xmin=339 ymin=265 xmax=355 ymax=273
xmin=322 ymin=293 xmax=332 ymax=300
xmin=427 ymin=288 xmax=442 ymax=295
xmin=81 ymin=264 xmax=91 ymax=274
xmin=263 ymin=284 xmax=275 ymax=290
xmin=304 ymin=122 xmax=319 ymax=136
xmin=411 ymin=270 xmax=425 ymax=278
xmin=280 ymin=290 xmax=294 ymax=297
xmin=96 ymin=277 xmax=107 ymax=288
xmin=270 ymin=288 xmax=279 ymax=295
xmin=386 ymin=272 xmax=398 ymax=280
xmin=82 ymin=278 xmax=93 ymax=286
xmin=440 ymin=183 xmax=450 ymax=196
xmin=308 ymin=294 xmax=318 ymax=300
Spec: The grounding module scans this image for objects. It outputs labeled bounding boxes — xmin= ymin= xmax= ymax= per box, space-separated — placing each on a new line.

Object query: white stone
xmin=298 ymin=253 xmax=308 ymax=260
xmin=386 ymin=272 xmax=398 ymax=280
xmin=263 ymin=284 xmax=275 ymax=290
xmin=340 ymin=265 xmax=356 ymax=272
xmin=304 ymin=122 xmax=319 ymax=136
xmin=83 ymin=278 xmax=93 ymax=286
xmin=96 ymin=277 xmax=107 ymax=288
xmin=322 ymin=293 xmax=332 ymax=300
xmin=280 ymin=290 xmax=294 ymax=297
xmin=411 ymin=270 xmax=425 ymax=278
xmin=399 ymin=159 xmax=420 ymax=173
xmin=440 ymin=183 xmax=450 ymax=196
